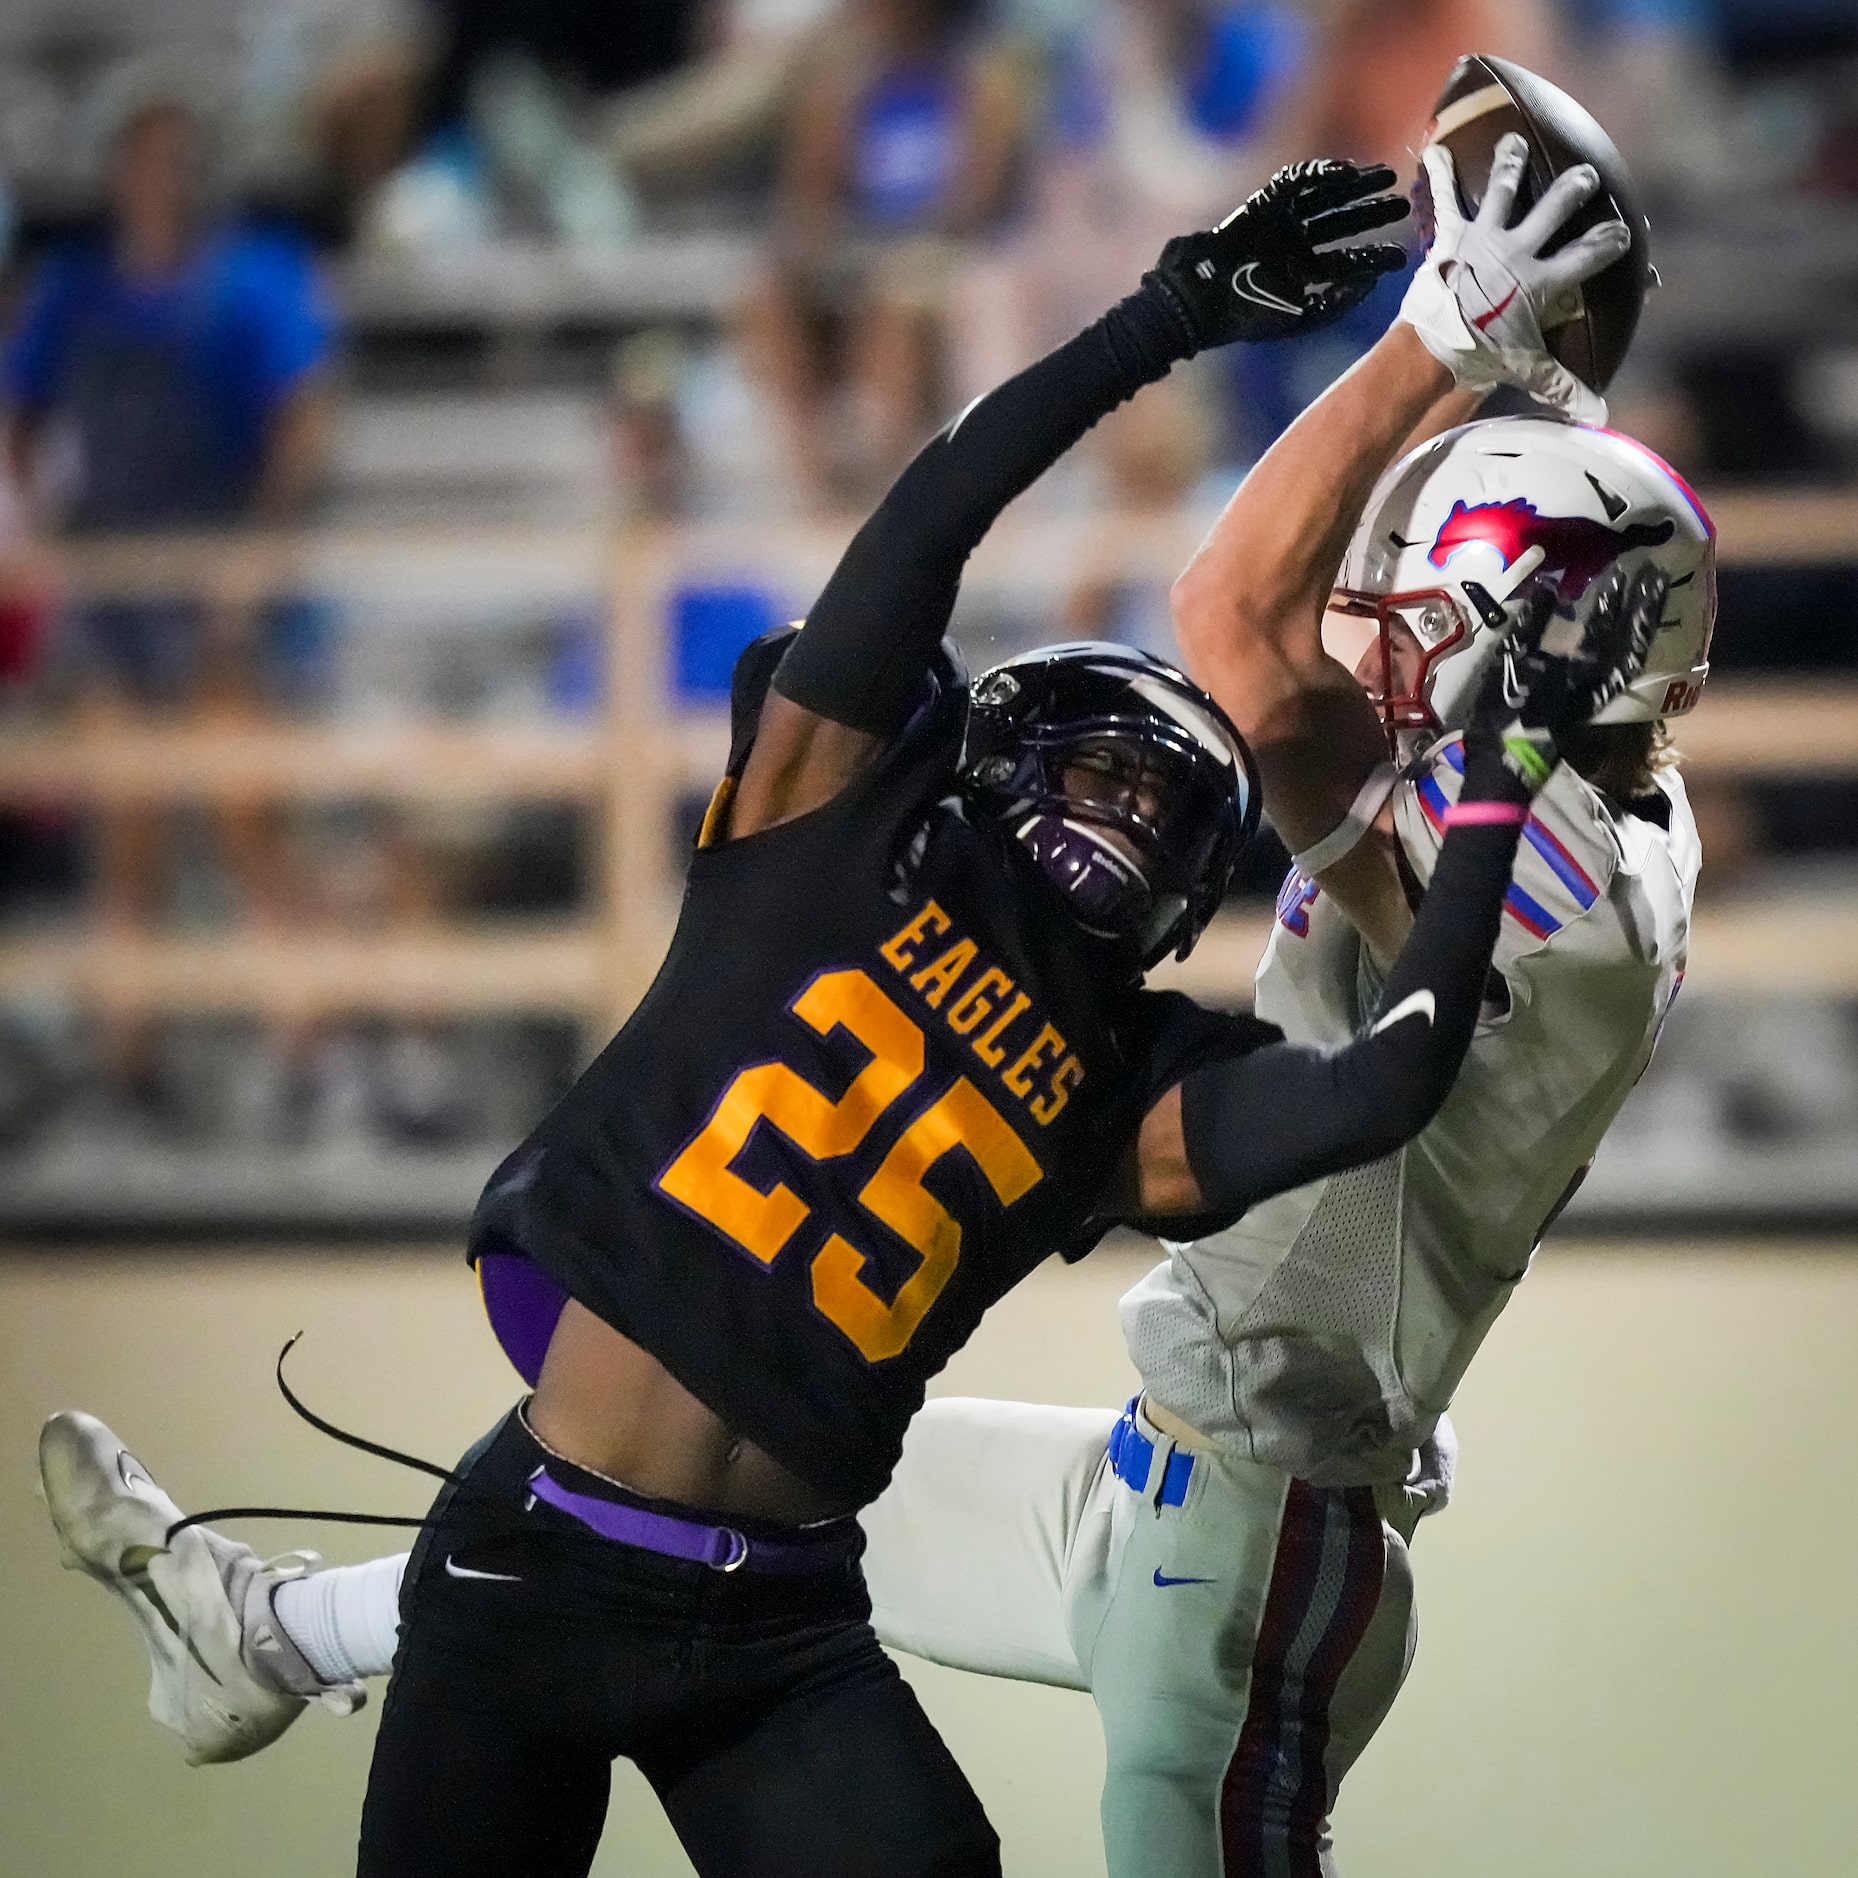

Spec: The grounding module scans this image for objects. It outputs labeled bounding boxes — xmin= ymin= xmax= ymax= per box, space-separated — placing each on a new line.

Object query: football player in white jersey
xmin=38 ymin=135 xmax=1704 ymax=1876
xmin=860 ymin=139 xmax=1707 ymax=1876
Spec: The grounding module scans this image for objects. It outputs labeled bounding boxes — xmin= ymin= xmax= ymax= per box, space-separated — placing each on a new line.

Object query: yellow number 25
xmin=655 ymin=968 xmax=1043 ymax=1361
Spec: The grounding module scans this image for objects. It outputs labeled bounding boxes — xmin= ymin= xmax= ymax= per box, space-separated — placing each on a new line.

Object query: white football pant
xmin=860 ymin=1396 xmax=1426 ymax=1878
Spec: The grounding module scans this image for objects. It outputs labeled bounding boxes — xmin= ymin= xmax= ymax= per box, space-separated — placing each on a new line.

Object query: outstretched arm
xmin=1156 ymin=763 xmax=1526 ymax=1212
xmin=1136 ymin=566 xmax=1667 ymax=1218
xmin=723 ymin=301 xmax=1190 ymax=840
xmin=727 ymin=162 xmax=1411 ymax=840
xmin=1171 ymin=134 xmax=1634 ymax=962
xmin=1171 ymin=325 xmax=1474 ymax=959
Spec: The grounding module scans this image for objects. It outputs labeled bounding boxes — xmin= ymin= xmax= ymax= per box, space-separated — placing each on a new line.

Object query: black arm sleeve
xmin=1178 ymin=753 xmax=1531 ymax=1214
xmin=771 ymin=290 xmax=1188 ymax=736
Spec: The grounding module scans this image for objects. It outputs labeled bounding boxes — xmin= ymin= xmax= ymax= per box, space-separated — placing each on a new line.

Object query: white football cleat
xmin=38 ymin=1409 xmax=366 ymax=1765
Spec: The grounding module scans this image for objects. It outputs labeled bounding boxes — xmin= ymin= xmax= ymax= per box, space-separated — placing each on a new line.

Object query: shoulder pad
xmin=726 ymin=625 xmax=803 ymax=779
xmin=1393 ymin=735 xmax=1620 ymax=960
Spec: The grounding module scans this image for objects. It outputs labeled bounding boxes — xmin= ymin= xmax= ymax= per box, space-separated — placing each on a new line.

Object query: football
xmin=1422 ymin=54 xmax=1652 ymax=395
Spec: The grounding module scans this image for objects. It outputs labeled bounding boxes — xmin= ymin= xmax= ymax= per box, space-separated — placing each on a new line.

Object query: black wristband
xmin=1102 ymin=285 xmax=1197 ymax=376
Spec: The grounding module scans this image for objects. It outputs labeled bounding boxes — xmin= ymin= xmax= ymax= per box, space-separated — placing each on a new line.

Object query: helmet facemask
xmin=1322 ymin=587 xmax=1469 ymax=747
xmin=1008 ymin=733 xmax=1208 ymax=957
xmin=1325 ymin=550 xmax=1552 ymax=761
xmin=962 ymin=647 xmax=1259 ymax=969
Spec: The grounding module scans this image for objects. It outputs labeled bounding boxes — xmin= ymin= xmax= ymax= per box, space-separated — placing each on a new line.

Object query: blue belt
xmin=1108 ymin=1396 xmax=1194 ymax=1506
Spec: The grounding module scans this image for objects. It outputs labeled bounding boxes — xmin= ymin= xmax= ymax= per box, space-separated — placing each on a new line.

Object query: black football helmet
xmin=961 ymin=642 xmax=1260 ymax=969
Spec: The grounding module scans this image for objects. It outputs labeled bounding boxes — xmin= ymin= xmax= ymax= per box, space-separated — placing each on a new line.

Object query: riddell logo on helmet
xmin=1661 ymin=678 xmax=1702 ymax=713
xmin=1428 ymin=499 xmax=1675 ymax=606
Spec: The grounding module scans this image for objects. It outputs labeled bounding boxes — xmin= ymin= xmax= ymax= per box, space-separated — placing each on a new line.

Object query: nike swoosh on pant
xmin=444 ymin=1555 xmax=524 ymax=1583
xmin=1153 ymin=1569 xmax=1217 ymax=1587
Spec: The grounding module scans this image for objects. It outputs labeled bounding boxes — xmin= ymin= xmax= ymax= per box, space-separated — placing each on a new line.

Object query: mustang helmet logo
xmin=1428 ymin=499 xmax=1674 ymax=608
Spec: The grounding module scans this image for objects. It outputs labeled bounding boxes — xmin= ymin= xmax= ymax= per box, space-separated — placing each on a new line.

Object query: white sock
xmin=272 ymin=1553 xmax=408 ymax=1684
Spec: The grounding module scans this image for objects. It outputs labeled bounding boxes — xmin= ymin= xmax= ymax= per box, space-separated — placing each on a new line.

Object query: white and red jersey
xmin=1120 ymin=734 xmax=1700 ymax=1486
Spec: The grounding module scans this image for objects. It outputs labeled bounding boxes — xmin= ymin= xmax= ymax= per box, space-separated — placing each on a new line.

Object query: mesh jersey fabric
xmin=1121 ymin=734 xmax=1700 ymax=1485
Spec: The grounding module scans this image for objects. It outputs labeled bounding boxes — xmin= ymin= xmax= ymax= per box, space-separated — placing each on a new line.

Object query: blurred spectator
xmin=603 ymin=0 xmax=840 ymax=217
xmin=295 ymin=2 xmax=434 ymax=237
xmin=961 ymin=0 xmax=1314 ymax=398
xmin=1284 ymin=0 xmax=1561 ymax=176
xmin=743 ymin=0 xmax=1027 ymax=503
xmin=981 ymin=4 xmax=1562 ymax=469
xmin=1045 ymin=0 xmax=1312 ymax=234
xmin=0 ymin=74 xmax=334 ymax=935
xmin=0 ymin=1 xmax=431 ymax=245
xmin=421 ymin=0 xmax=704 ymax=132
xmin=364 ymin=0 xmax=715 ymax=251
xmin=3 ymin=84 xmax=332 ymax=542
xmin=1554 ymin=0 xmax=1734 ymax=210
xmin=1200 ymin=4 xmax=1561 ymax=466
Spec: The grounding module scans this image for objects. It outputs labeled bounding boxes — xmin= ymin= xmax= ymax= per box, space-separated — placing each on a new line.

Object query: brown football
xmin=1423 ymin=54 xmax=1652 ymax=394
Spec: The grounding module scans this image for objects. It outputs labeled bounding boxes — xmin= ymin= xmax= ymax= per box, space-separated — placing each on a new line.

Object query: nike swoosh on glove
xmin=1399 ymin=132 xmax=1631 ymax=424
xmin=1465 ymin=563 xmax=1667 ymax=795
xmin=1143 ymin=159 xmax=1410 ymax=354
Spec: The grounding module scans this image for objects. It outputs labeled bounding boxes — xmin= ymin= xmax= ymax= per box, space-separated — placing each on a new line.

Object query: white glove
xmin=1400 ymin=131 xmax=1631 ymax=424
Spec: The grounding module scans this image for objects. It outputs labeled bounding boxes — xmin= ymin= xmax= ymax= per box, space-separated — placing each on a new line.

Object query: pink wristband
xmin=1444 ymin=800 xmax=1528 ymax=828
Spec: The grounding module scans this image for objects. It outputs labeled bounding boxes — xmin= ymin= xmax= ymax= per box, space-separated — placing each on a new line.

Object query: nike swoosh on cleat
xmin=131 ymin=1570 xmax=227 ymax=1686
xmin=1153 ymin=1570 xmax=1217 ymax=1587
xmin=1229 ymin=262 xmax=1302 ymax=317
xmin=445 ymin=1555 xmax=524 ymax=1584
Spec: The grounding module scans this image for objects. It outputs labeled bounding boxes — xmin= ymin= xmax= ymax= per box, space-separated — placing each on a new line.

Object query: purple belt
xmin=525 ymin=1466 xmax=859 ymax=1575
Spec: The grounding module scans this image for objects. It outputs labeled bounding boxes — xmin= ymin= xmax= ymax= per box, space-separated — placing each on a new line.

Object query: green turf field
xmin=6 ymin=1238 xmax=1856 ymax=1877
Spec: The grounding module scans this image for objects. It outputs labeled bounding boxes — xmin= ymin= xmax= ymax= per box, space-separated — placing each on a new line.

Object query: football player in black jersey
xmin=39 ymin=164 xmax=1656 ymax=1878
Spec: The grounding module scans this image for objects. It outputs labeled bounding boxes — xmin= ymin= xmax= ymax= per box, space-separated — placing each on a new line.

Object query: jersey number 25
xmin=655 ymin=968 xmax=1044 ymax=1361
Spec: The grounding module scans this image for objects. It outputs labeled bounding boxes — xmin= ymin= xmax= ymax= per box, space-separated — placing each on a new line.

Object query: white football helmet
xmin=1324 ymin=415 xmax=1715 ymax=752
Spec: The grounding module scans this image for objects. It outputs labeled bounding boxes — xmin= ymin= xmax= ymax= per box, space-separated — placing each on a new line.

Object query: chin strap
xmin=1289 ymin=761 xmax=1399 ymax=878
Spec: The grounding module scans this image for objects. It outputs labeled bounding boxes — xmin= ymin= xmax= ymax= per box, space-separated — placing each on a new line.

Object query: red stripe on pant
xmin=1218 ymin=1482 xmax=1386 ymax=1875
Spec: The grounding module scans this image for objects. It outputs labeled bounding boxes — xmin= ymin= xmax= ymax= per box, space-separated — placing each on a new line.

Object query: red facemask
xmin=1323 ymin=587 xmax=1473 ymax=740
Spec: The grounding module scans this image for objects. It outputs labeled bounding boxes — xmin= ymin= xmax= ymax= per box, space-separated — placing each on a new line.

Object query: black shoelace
xmin=163 ymin=1334 xmax=457 ymax=1544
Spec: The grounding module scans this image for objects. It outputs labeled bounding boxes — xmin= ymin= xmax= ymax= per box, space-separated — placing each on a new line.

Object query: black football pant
xmin=355 ymin=1410 xmax=1000 ymax=1878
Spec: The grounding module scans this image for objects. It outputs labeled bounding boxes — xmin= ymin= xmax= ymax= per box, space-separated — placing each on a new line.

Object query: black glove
xmin=1141 ymin=160 xmax=1410 ymax=355
xmin=1464 ymin=565 xmax=1667 ymax=798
